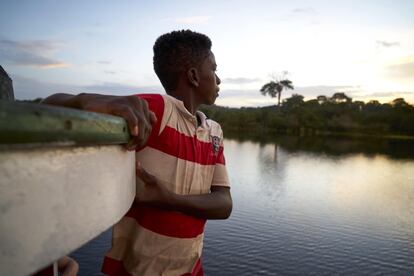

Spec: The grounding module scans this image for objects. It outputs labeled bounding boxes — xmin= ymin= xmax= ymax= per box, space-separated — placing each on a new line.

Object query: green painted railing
xmin=0 ymin=100 xmax=131 ymax=146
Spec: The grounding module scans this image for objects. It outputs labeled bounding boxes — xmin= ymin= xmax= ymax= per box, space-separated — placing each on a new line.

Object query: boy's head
xmin=153 ymin=30 xmax=212 ymax=92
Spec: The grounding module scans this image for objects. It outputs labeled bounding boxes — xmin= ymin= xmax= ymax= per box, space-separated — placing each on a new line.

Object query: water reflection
xmin=204 ymin=136 xmax=414 ymax=275
xmin=327 ymin=154 xmax=414 ymax=232
xmin=71 ymin=135 xmax=414 ymax=275
xmin=226 ymin=132 xmax=414 ymax=160
xmin=256 ymin=143 xmax=288 ymax=208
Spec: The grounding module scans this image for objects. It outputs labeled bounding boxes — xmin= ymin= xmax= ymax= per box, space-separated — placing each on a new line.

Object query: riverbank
xmin=200 ymin=96 xmax=414 ymax=140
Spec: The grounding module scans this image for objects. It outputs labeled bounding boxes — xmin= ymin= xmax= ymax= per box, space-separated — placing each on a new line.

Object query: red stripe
xmin=148 ymin=125 xmax=225 ymax=165
xmin=101 ymin=256 xmax=132 ymax=276
xmin=191 ymin=258 xmax=204 ymax=276
xmin=217 ymin=147 xmax=225 ymax=164
xmin=136 ymin=94 xmax=165 ymax=151
xmin=136 ymin=94 xmax=225 ymax=166
xmin=182 ymin=258 xmax=204 ymax=276
xmin=125 ymin=205 xmax=206 ymax=238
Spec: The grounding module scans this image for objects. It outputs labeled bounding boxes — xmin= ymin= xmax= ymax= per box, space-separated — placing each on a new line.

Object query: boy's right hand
xmin=43 ymin=93 xmax=157 ymax=149
xmin=79 ymin=94 xmax=157 ymax=149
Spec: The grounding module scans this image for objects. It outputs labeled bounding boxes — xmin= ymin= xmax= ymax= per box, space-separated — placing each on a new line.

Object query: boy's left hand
xmin=135 ymin=162 xmax=172 ymax=207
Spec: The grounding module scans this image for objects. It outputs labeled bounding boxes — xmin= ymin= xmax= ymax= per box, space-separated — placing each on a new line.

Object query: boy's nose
xmin=216 ymin=74 xmax=221 ymax=85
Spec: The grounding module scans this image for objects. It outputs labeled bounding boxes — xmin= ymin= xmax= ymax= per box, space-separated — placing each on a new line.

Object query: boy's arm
xmin=135 ymin=163 xmax=232 ymax=219
xmin=42 ymin=93 xmax=157 ymax=149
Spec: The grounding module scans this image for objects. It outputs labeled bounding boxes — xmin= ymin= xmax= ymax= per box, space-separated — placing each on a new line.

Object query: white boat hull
xmin=0 ymin=145 xmax=135 ymax=276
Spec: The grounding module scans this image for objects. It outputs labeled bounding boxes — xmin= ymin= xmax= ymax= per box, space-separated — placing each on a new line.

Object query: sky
xmin=1 ymin=0 xmax=414 ymax=107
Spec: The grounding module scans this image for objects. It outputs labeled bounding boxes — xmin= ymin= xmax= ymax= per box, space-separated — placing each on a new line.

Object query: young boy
xmin=44 ymin=30 xmax=232 ymax=275
xmin=101 ymin=30 xmax=232 ymax=276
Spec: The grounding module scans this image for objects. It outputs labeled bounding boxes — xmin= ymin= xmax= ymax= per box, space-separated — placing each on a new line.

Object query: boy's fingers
xmin=110 ymin=105 xmax=139 ymax=137
xmin=136 ymin=162 xmax=155 ymax=184
xmin=150 ymin=111 xmax=157 ymax=124
xmin=136 ymin=112 xmax=152 ymax=147
xmin=126 ymin=140 xmax=137 ymax=151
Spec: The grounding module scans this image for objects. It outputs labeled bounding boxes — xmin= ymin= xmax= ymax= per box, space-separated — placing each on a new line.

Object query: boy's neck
xmin=167 ymin=89 xmax=199 ymax=115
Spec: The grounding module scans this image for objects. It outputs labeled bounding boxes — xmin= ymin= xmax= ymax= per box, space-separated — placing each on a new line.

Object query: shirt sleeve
xmin=135 ymin=94 xmax=165 ymax=149
xmin=211 ymin=129 xmax=230 ymax=188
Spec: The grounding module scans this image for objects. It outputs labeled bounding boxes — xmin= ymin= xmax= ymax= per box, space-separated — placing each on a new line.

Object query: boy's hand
xmin=134 ymin=163 xmax=232 ymax=220
xmin=135 ymin=162 xmax=172 ymax=207
xmin=42 ymin=93 xmax=157 ymax=149
xmin=79 ymin=94 xmax=157 ymax=149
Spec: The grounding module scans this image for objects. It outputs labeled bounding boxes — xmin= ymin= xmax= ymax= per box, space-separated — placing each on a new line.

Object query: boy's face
xmin=196 ymin=51 xmax=221 ymax=105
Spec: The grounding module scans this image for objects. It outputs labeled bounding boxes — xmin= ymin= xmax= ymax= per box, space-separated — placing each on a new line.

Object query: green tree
xmin=283 ymin=94 xmax=304 ymax=109
xmin=392 ymin=98 xmax=409 ymax=108
xmin=330 ymin=92 xmax=352 ymax=104
xmin=317 ymin=95 xmax=328 ymax=104
xmin=260 ymin=72 xmax=294 ymax=106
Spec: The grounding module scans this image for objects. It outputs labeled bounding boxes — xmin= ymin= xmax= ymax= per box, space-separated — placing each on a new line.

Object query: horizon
xmin=1 ymin=0 xmax=413 ymax=107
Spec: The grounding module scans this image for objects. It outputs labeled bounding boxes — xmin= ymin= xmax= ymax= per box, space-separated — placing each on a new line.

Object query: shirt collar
xmin=196 ymin=110 xmax=209 ymax=129
xmin=165 ymin=94 xmax=210 ymax=128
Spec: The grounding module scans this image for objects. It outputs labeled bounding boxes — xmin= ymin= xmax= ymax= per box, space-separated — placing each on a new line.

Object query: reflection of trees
xmin=225 ymin=132 xmax=414 ymax=160
xmin=274 ymin=144 xmax=278 ymax=162
xmin=275 ymin=136 xmax=414 ymax=160
xmin=256 ymin=143 xmax=288 ymax=205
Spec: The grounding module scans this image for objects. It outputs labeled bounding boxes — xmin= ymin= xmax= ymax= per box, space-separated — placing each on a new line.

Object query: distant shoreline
xmin=224 ymin=128 xmax=414 ymax=141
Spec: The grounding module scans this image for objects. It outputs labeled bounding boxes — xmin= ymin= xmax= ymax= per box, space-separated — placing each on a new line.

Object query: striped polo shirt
xmin=102 ymin=94 xmax=230 ymax=276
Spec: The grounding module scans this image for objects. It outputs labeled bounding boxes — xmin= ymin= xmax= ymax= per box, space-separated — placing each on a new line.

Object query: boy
xmin=45 ymin=30 xmax=232 ymax=275
xmin=102 ymin=30 xmax=232 ymax=276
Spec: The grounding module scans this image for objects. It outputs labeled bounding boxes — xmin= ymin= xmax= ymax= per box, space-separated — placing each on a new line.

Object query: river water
xmin=72 ymin=136 xmax=414 ymax=275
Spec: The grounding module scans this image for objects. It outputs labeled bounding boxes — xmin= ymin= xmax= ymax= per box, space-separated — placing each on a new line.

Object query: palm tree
xmin=260 ymin=74 xmax=294 ymax=106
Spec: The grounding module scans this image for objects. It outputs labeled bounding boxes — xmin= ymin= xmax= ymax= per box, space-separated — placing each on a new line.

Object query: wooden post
xmin=0 ymin=66 xmax=14 ymax=101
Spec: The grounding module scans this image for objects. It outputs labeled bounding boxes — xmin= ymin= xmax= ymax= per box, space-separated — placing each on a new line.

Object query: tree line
xmin=201 ymin=93 xmax=414 ymax=138
xmin=16 ymin=93 xmax=414 ymax=139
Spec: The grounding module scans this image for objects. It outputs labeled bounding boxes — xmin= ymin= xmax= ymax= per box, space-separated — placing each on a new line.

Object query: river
xmin=72 ymin=136 xmax=414 ymax=275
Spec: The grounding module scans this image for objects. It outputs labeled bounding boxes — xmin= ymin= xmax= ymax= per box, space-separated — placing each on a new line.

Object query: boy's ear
xmin=187 ymin=67 xmax=199 ymax=88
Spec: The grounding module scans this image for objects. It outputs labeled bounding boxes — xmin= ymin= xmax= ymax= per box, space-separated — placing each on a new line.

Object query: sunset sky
xmin=1 ymin=0 xmax=413 ymax=107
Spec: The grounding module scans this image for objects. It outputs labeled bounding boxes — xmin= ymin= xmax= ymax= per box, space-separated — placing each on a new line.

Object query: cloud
xmin=215 ymin=86 xmax=414 ymax=107
xmin=222 ymin=77 xmax=261 ymax=84
xmin=385 ymin=61 xmax=414 ymax=79
xmin=11 ymin=75 xmax=163 ymax=100
xmin=84 ymin=82 xmax=163 ymax=94
xmin=215 ymin=89 xmax=273 ymax=107
xmin=289 ymin=86 xmax=414 ymax=102
xmin=97 ymin=60 xmax=112 ymax=64
xmin=104 ymin=70 xmax=116 ymax=75
xmin=353 ymin=91 xmax=414 ymax=104
xmin=214 ymin=85 xmax=359 ymax=107
xmin=293 ymin=85 xmax=358 ymax=98
xmin=11 ymin=75 xmax=414 ymax=106
xmin=358 ymin=91 xmax=414 ymax=98
xmin=12 ymin=75 xmax=78 ymax=100
xmin=0 ymin=39 xmax=68 ymax=68
xmin=219 ymin=89 xmax=259 ymax=98
xmin=170 ymin=16 xmax=211 ymax=24
xmin=292 ymin=7 xmax=316 ymax=14
xmin=376 ymin=40 xmax=400 ymax=48
xmin=290 ymin=7 xmax=319 ymax=25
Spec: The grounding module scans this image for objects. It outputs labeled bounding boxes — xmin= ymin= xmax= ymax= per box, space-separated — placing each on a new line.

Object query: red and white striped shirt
xmin=102 ymin=94 xmax=230 ymax=276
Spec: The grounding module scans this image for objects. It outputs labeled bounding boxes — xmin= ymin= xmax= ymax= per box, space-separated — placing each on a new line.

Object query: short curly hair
xmin=153 ymin=30 xmax=212 ymax=91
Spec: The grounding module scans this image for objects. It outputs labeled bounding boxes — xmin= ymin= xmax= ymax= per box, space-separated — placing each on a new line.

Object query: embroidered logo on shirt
xmin=211 ymin=135 xmax=220 ymax=156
